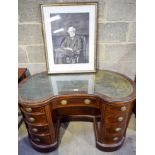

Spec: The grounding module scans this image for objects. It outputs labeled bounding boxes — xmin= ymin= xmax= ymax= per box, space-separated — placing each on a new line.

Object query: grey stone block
xmin=104 ymin=43 xmax=136 ymax=63
xmin=19 ymin=0 xmax=42 ymax=23
xmin=18 ymin=24 xmax=43 ymax=45
xmin=98 ymin=23 xmax=128 ymax=42
xmin=26 ymin=46 xmax=46 ymax=63
xmin=120 ymin=61 xmax=136 ymax=77
xmin=107 ymin=0 xmax=136 ymax=21
xmin=18 ymin=63 xmax=27 ymax=68
xmin=27 ymin=63 xmax=47 ymax=75
xmin=128 ymin=22 xmax=136 ymax=42
xmin=18 ymin=63 xmax=46 ymax=75
xmin=97 ymin=60 xmax=136 ymax=77
xmin=96 ymin=43 xmax=106 ymax=62
xmin=19 ymin=0 xmax=61 ymax=23
xmin=127 ymin=75 xmax=135 ymax=81
xmin=18 ymin=46 xmax=28 ymax=63
xmin=97 ymin=61 xmax=123 ymax=73
xmin=76 ymin=0 xmax=105 ymax=19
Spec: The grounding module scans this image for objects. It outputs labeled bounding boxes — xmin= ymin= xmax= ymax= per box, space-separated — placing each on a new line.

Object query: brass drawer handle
xmin=115 ymin=127 xmax=122 ymax=132
xmin=118 ymin=117 xmax=124 ymax=122
xmin=84 ymin=99 xmax=91 ymax=104
xmin=113 ymin=137 xmax=119 ymax=141
xmin=120 ymin=106 xmax=127 ymax=111
xmin=32 ymin=128 xmax=38 ymax=132
xmin=60 ymin=100 xmax=68 ymax=105
xmin=34 ymin=138 xmax=40 ymax=142
xmin=25 ymin=107 xmax=32 ymax=112
xmin=28 ymin=117 xmax=35 ymax=122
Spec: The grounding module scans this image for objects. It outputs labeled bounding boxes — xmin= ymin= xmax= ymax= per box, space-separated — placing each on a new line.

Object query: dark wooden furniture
xmin=18 ymin=70 xmax=136 ymax=152
xmin=18 ymin=68 xmax=27 ymax=82
xmin=18 ymin=68 xmax=28 ymax=128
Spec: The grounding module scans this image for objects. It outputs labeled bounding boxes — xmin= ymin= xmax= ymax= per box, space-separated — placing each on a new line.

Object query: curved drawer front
xmin=104 ymin=113 xmax=127 ymax=124
xmin=106 ymin=104 xmax=129 ymax=114
xmin=51 ymin=96 xmax=99 ymax=109
xmin=24 ymin=114 xmax=47 ymax=124
xmin=28 ymin=125 xmax=49 ymax=134
xmin=103 ymin=134 xmax=123 ymax=144
xmin=30 ymin=133 xmax=52 ymax=145
xmin=20 ymin=105 xmax=45 ymax=114
xmin=104 ymin=124 xmax=125 ymax=135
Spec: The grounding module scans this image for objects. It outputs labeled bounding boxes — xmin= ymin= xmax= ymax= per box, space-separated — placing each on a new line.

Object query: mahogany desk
xmin=18 ymin=70 xmax=136 ymax=152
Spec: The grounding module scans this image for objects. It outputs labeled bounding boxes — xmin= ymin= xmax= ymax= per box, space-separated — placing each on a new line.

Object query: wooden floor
xmin=18 ymin=113 xmax=136 ymax=155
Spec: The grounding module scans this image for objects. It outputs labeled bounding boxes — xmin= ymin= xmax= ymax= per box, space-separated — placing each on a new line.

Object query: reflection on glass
xmin=57 ymin=81 xmax=88 ymax=92
xmin=53 ymin=28 xmax=64 ymax=34
xmin=19 ymin=70 xmax=134 ymax=101
xmin=46 ymin=15 xmax=61 ymax=23
xmin=19 ymin=74 xmax=53 ymax=100
xmin=50 ymin=74 xmax=94 ymax=95
xmin=95 ymin=71 xmax=133 ymax=98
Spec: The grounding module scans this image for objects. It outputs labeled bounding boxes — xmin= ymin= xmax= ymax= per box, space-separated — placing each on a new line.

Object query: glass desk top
xmin=18 ymin=70 xmax=135 ymax=102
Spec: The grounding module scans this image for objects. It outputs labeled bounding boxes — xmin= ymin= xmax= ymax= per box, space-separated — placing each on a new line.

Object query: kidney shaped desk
xmin=18 ymin=70 xmax=136 ymax=152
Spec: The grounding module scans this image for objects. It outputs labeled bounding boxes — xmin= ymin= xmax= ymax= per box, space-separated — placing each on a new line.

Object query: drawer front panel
xmin=24 ymin=114 xmax=47 ymax=124
xmin=30 ymin=134 xmax=51 ymax=145
xmin=104 ymin=124 xmax=125 ymax=135
xmin=20 ymin=105 xmax=45 ymax=114
xmin=103 ymin=134 xmax=123 ymax=144
xmin=28 ymin=125 xmax=49 ymax=134
xmin=104 ymin=113 xmax=127 ymax=124
xmin=52 ymin=97 xmax=99 ymax=108
xmin=106 ymin=104 xmax=129 ymax=114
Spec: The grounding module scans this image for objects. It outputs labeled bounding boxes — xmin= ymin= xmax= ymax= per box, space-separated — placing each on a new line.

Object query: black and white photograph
xmin=41 ymin=3 xmax=97 ymax=74
xmin=51 ymin=13 xmax=89 ymax=64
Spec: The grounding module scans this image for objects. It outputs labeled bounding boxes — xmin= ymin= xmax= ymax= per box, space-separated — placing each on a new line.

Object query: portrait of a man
xmin=55 ymin=26 xmax=83 ymax=64
xmin=50 ymin=13 xmax=89 ymax=64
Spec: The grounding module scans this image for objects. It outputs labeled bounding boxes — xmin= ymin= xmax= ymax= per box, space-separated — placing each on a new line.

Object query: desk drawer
xmin=30 ymin=134 xmax=52 ymax=145
xmin=104 ymin=113 xmax=127 ymax=124
xmin=103 ymin=134 xmax=123 ymax=144
xmin=24 ymin=114 xmax=47 ymax=124
xmin=52 ymin=96 xmax=99 ymax=108
xmin=20 ymin=105 xmax=45 ymax=114
xmin=106 ymin=104 xmax=129 ymax=114
xmin=104 ymin=124 xmax=125 ymax=135
xmin=28 ymin=125 xmax=49 ymax=134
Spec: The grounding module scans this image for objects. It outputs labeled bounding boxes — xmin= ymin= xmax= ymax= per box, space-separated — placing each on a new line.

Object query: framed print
xmin=41 ymin=3 xmax=97 ymax=74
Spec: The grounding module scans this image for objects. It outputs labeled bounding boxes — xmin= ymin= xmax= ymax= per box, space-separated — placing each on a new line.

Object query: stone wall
xmin=18 ymin=0 xmax=136 ymax=79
